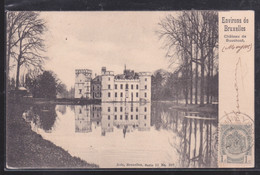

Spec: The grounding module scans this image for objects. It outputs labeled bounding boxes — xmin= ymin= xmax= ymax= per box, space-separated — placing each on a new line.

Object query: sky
xmin=38 ymin=11 xmax=178 ymax=88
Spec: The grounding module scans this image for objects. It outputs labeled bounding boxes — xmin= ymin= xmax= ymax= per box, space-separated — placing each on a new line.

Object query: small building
xmin=75 ymin=69 xmax=92 ymax=98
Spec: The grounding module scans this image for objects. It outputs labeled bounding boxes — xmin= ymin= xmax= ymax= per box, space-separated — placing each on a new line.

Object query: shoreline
xmin=10 ymin=97 xmax=218 ymax=114
xmin=6 ymin=103 xmax=99 ymax=169
xmin=152 ymin=100 xmax=218 ymax=114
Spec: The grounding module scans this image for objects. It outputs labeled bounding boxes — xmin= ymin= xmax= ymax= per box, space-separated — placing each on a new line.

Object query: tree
xmin=25 ymin=71 xmax=59 ymax=99
xmin=157 ymin=11 xmax=218 ymax=106
xmin=151 ymin=71 xmax=164 ymax=100
xmin=38 ymin=71 xmax=57 ymax=98
xmin=6 ymin=12 xmax=47 ymax=90
xmin=57 ymin=83 xmax=70 ymax=98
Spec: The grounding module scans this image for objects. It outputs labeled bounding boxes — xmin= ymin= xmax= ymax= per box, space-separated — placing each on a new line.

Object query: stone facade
xmin=75 ymin=69 xmax=92 ymax=98
xmin=101 ymin=68 xmax=151 ymax=102
xmin=91 ymin=75 xmax=102 ymax=99
xmin=75 ymin=67 xmax=152 ymax=102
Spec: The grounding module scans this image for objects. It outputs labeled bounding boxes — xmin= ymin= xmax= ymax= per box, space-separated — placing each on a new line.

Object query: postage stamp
xmin=219 ymin=112 xmax=253 ymax=165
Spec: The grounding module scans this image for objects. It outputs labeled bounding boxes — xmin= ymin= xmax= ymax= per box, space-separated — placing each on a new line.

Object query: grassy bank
xmin=170 ymin=103 xmax=217 ymax=113
xmin=6 ymin=103 xmax=98 ymax=169
xmin=152 ymin=101 xmax=218 ymax=114
xmin=8 ymin=96 xmax=101 ymax=105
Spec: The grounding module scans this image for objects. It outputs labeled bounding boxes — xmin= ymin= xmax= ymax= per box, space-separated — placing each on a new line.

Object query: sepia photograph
xmin=6 ymin=10 xmax=245 ymax=169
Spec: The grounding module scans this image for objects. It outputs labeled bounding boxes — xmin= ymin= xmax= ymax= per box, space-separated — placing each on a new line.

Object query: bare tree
xmin=157 ymin=11 xmax=218 ymax=106
xmin=6 ymin=11 xmax=47 ymax=90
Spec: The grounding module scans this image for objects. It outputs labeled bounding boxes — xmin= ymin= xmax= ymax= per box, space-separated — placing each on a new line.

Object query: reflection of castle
xmin=101 ymin=103 xmax=151 ymax=135
xmin=91 ymin=104 xmax=102 ymax=127
xmin=74 ymin=103 xmax=151 ymax=135
xmin=74 ymin=105 xmax=92 ymax=133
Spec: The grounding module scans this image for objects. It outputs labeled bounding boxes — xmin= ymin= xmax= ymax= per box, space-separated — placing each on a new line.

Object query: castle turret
xmin=138 ymin=72 xmax=152 ymax=102
xmin=101 ymin=68 xmax=114 ymax=102
xmin=75 ymin=69 xmax=92 ymax=98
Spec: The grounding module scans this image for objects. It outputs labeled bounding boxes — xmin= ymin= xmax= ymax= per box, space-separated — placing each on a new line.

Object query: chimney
xmin=101 ymin=67 xmax=106 ymax=74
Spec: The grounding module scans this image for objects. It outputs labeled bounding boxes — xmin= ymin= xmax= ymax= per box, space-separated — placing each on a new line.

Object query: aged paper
xmin=218 ymin=11 xmax=254 ymax=168
xmin=5 ymin=10 xmax=254 ymax=169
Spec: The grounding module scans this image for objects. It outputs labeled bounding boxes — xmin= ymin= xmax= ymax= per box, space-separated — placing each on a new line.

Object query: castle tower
xmin=75 ymin=69 xmax=92 ymax=98
xmin=101 ymin=67 xmax=114 ymax=102
xmin=138 ymin=72 xmax=152 ymax=102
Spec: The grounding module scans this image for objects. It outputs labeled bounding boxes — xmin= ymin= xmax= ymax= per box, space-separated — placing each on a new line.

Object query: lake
xmin=21 ymin=102 xmax=218 ymax=168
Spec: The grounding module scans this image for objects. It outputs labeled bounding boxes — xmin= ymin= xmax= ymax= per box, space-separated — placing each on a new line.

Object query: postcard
xmin=5 ymin=10 xmax=254 ymax=169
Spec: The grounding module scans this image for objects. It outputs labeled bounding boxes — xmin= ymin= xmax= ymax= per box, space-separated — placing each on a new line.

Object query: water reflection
xmin=100 ymin=103 xmax=151 ymax=137
xmin=22 ymin=102 xmax=217 ymax=168
xmin=75 ymin=105 xmax=92 ymax=133
xmin=73 ymin=103 xmax=151 ymax=137
xmin=23 ymin=104 xmax=57 ymax=132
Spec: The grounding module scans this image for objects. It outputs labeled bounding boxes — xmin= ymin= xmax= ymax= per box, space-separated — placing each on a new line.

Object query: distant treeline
xmin=151 ymin=69 xmax=218 ymax=104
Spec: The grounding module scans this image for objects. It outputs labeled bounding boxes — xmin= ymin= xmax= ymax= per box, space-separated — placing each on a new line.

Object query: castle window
xmin=120 ymin=84 xmax=123 ymax=89
xmin=108 ymin=84 xmax=111 ymax=89
xmin=108 ymin=115 xmax=110 ymax=120
xmin=131 ymin=107 xmax=133 ymax=112
xmin=115 ymin=84 xmax=117 ymax=89
xmin=108 ymin=77 xmax=110 ymax=81
xmin=79 ymin=109 xmax=82 ymax=114
xmin=115 ymin=115 xmax=117 ymax=120
xmin=145 ymin=85 xmax=147 ymax=89
xmin=120 ymin=107 xmax=123 ymax=112
xmin=125 ymin=115 xmax=128 ymax=120
xmin=126 ymin=84 xmax=128 ymax=89
xmin=136 ymin=85 xmax=138 ymax=89
xmin=136 ymin=107 xmax=138 ymax=112
xmin=136 ymin=115 xmax=138 ymax=120
xmin=145 ymin=93 xmax=147 ymax=97
xmin=120 ymin=92 xmax=123 ymax=97
xmin=115 ymin=107 xmax=117 ymax=112
xmin=144 ymin=107 xmax=147 ymax=112
xmin=120 ymin=115 xmax=123 ymax=120
xmin=131 ymin=84 xmax=133 ymax=89
xmin=108 ymin=92 xmax=111 ymax=97
xmin=79 ymin=89 xmax=82 ymax=94
xmin=136 ymin=92 xmax=138 ymax=97
xmin=108 ymin=107 xmax=110 ymax=112
xmin=108 ymin=123 xmax=110 ymax=127
xmin=144 ymin=115 xmax=147 ymax=119
xmin=131 ymin=115 xmax=133 ymax=120
xmin=115 ymin=92 xmax=117 ymax=97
